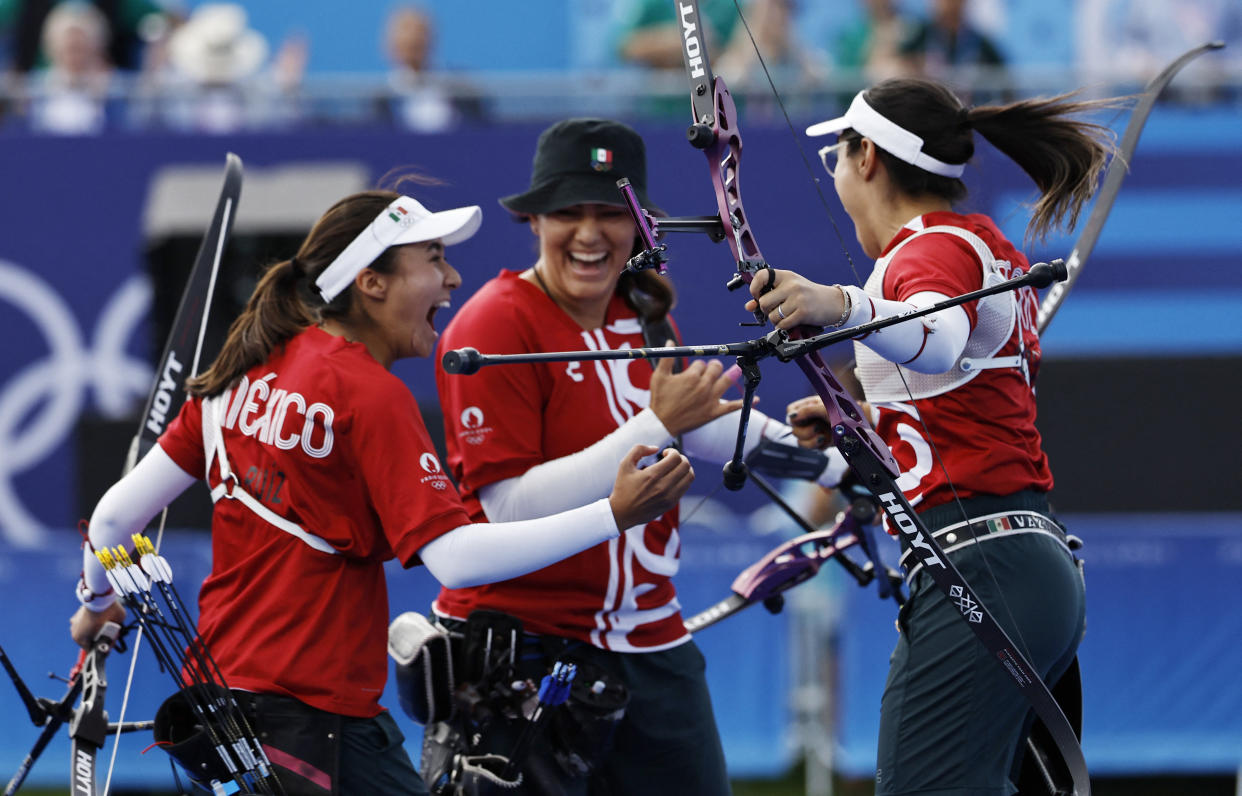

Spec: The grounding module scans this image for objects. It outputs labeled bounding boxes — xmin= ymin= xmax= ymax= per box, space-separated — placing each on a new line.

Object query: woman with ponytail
xmin=68 ymin=188 xmax=694 ymax=795
xmin=747 ymin=78 xmax=1118 ymax=794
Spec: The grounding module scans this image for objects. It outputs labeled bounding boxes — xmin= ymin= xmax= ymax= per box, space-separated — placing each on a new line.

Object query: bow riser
xmin=696 ymin=80 xmax=764 ymax=268
xmin=688 ymin=73 xmax=901 ymax=476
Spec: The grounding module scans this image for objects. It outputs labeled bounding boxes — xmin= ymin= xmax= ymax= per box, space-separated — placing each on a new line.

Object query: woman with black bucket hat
xmin=426 ymin=119 xmax=848 ymax=794
xmin=69 ymin=185 xmax=695 ymax=796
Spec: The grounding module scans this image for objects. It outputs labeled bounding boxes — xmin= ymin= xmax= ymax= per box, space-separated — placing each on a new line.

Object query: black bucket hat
xmin=500 ymin=118 xmax=663 ymax=216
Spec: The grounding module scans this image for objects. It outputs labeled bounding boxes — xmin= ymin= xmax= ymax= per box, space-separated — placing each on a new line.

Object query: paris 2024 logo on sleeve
xmin=457 ymin=406 xmax=491 ymax=446
xmin=419 ymin=452 xmax=450 ymax=490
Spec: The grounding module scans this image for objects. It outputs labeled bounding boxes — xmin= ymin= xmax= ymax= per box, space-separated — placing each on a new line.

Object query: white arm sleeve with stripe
xmin=418 ymin=498 xmax=619 ymax=589
xmin=81 ymin=445 xmax=197 ymax=610
xmin=841 ymin=286 xmax=970 ymax=374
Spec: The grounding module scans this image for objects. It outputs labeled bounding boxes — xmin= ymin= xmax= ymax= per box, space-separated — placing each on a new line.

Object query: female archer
xmin=428 ymin=118 xmax=847 ymax=794
xmin=748 ymin=78 xmax=1113 ymax=794
xmin=69 ymin=185 xmax=694 ymax=795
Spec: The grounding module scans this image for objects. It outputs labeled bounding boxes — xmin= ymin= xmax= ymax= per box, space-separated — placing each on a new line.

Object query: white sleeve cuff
xmin=817 ymin=447 xmax=850 ymax=488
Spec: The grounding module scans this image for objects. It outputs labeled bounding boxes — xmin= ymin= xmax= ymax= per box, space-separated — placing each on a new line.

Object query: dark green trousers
xmin=876 ymin=495 xmax=1086 ymax=796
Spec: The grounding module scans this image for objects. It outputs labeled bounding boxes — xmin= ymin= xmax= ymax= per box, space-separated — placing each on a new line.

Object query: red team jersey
xmin=871 ymin=211 xmax=1053 ymax=513
xmin=159 ymin=326 xmax=471 ymax=717
xmin=434 ymin=271 xmax=687 ymax=652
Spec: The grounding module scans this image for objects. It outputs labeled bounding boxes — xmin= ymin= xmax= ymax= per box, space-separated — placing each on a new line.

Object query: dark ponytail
xmin=966 ymin=94 xmax=1120 ymax=242
xmin=187 ymin=190 xmax=405 ymax=397
xmin=186 ymin=259 xmax=310 ymax=397
xmin=620 ymin=268 xmax=676 ymax=324
xmin=853 ymin=78 xmax=1122 ymax=244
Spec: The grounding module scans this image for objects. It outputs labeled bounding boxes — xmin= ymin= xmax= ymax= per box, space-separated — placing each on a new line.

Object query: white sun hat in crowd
xmin=168 ymin=3 xmax=268 ymax=85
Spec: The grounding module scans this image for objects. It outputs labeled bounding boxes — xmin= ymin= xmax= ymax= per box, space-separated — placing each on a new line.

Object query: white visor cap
xmin=806 ymin=91 xmax=966 ymax=179
xmin=316 ymin=195 xmax=482 ymax=303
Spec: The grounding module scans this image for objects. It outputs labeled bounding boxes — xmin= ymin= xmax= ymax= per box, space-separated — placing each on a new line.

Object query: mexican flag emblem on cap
xmin=590 ymin=147 xmax=613 ymax=172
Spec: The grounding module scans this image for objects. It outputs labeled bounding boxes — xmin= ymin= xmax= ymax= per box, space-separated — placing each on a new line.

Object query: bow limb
xmin=1037 ymin=40 xmax=1225 ymax=332
xmin=96 ymin=153 xmax=244 ymax=793
xmin=672 ymin=0 xmax=1093 ymax=791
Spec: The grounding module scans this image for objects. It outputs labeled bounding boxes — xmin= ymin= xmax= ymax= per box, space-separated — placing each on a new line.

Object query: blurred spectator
xmin=135 ymin=2 xmax=302 ymax=132
xmin=714 ymin=0 xmax=827 ymax=91
xmin=24 ymin=0 xmax=116 ymax=133
xmin=899 ymin=0 xmax=1008 ymax=99
xmin=1 ymin=0 xmax=173 ymax=72
xmin=381 ymin=5 xmax=482 ymax=132
xmin=832 ymin=0 xmax=915 ymax=85
xmin=615 ymin=0 xmax=739 ymax=70
xmin=615 ymin=0 xmax=823 ymax=118
xmin=1077 ymin=0 xmax=1241 ymax=100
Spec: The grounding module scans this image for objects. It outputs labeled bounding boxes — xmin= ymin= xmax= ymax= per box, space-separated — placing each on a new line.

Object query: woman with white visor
xmin=69 ymin=186 xmax=694 ymax=795
xmin=747 ymin=79 xmax=1119 ymax=795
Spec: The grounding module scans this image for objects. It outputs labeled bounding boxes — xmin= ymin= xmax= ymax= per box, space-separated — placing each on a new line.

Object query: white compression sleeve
xmin=680 ymin=408 xmax=787 ymax=464
xmin=478 ymin=407 xmax=671 ymax=522
xmin=81 ymin=444 xmax=196 ymax=609
xmin=418 ymin=498 xmax=618 ymax=589
xmin=842 ymin=287 xmax=970 ymax=374
xmin=682 ymin=409 xmax=849 ymax=487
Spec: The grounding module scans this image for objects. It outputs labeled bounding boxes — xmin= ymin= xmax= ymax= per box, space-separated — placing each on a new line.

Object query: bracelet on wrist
xmin=76 ymin=576 xmax=115 ymax=609
xmin=828 ymin=285 xmax=853 ymax=328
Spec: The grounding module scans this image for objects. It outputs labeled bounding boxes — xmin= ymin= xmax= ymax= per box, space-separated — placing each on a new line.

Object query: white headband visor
xmin=806 ymin=91 xmax=966 ymax=179
xmin=316 ymin=195 xmax=482 ymax=303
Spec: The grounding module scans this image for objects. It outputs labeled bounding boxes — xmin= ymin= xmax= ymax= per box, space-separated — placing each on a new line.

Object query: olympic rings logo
xmin=0 ymin=259 xmax=153 ymax=546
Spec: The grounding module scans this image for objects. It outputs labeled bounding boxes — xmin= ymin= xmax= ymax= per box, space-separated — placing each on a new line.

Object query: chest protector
xmin=854 ymin=225 xmax=1023 ymax=402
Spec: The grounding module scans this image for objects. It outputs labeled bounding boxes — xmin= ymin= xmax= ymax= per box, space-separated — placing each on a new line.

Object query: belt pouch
xmin=389 ymin=611 xmax=456 ymax=724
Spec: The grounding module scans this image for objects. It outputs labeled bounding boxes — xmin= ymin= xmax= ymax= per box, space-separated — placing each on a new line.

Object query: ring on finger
xmin=776 ymin=304 xmax=786 ymax=320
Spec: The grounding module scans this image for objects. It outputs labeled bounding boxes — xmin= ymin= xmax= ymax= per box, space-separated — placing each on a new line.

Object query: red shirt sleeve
xmin=342 ymin=375 xmax=472 ymax=567
xmin=436 ymin=282 xmax=549 ymax=492
xmin=159 ymin=396 xmax=207 ymax=479
xmin=882 ymin=232 xmax=985 ymax=327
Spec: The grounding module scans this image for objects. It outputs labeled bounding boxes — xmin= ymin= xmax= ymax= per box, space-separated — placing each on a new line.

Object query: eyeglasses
xmin=817 ymin=141 xmax=848 ymax=177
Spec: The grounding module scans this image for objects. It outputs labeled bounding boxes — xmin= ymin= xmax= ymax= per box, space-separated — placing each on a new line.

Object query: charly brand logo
xmin=0 ymin=260 xmax=153 ymax=547
xmin=418 ymin=451 xmax=448 ymax=490
xmin=459 ymin=405 xmax=490 ymax=446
